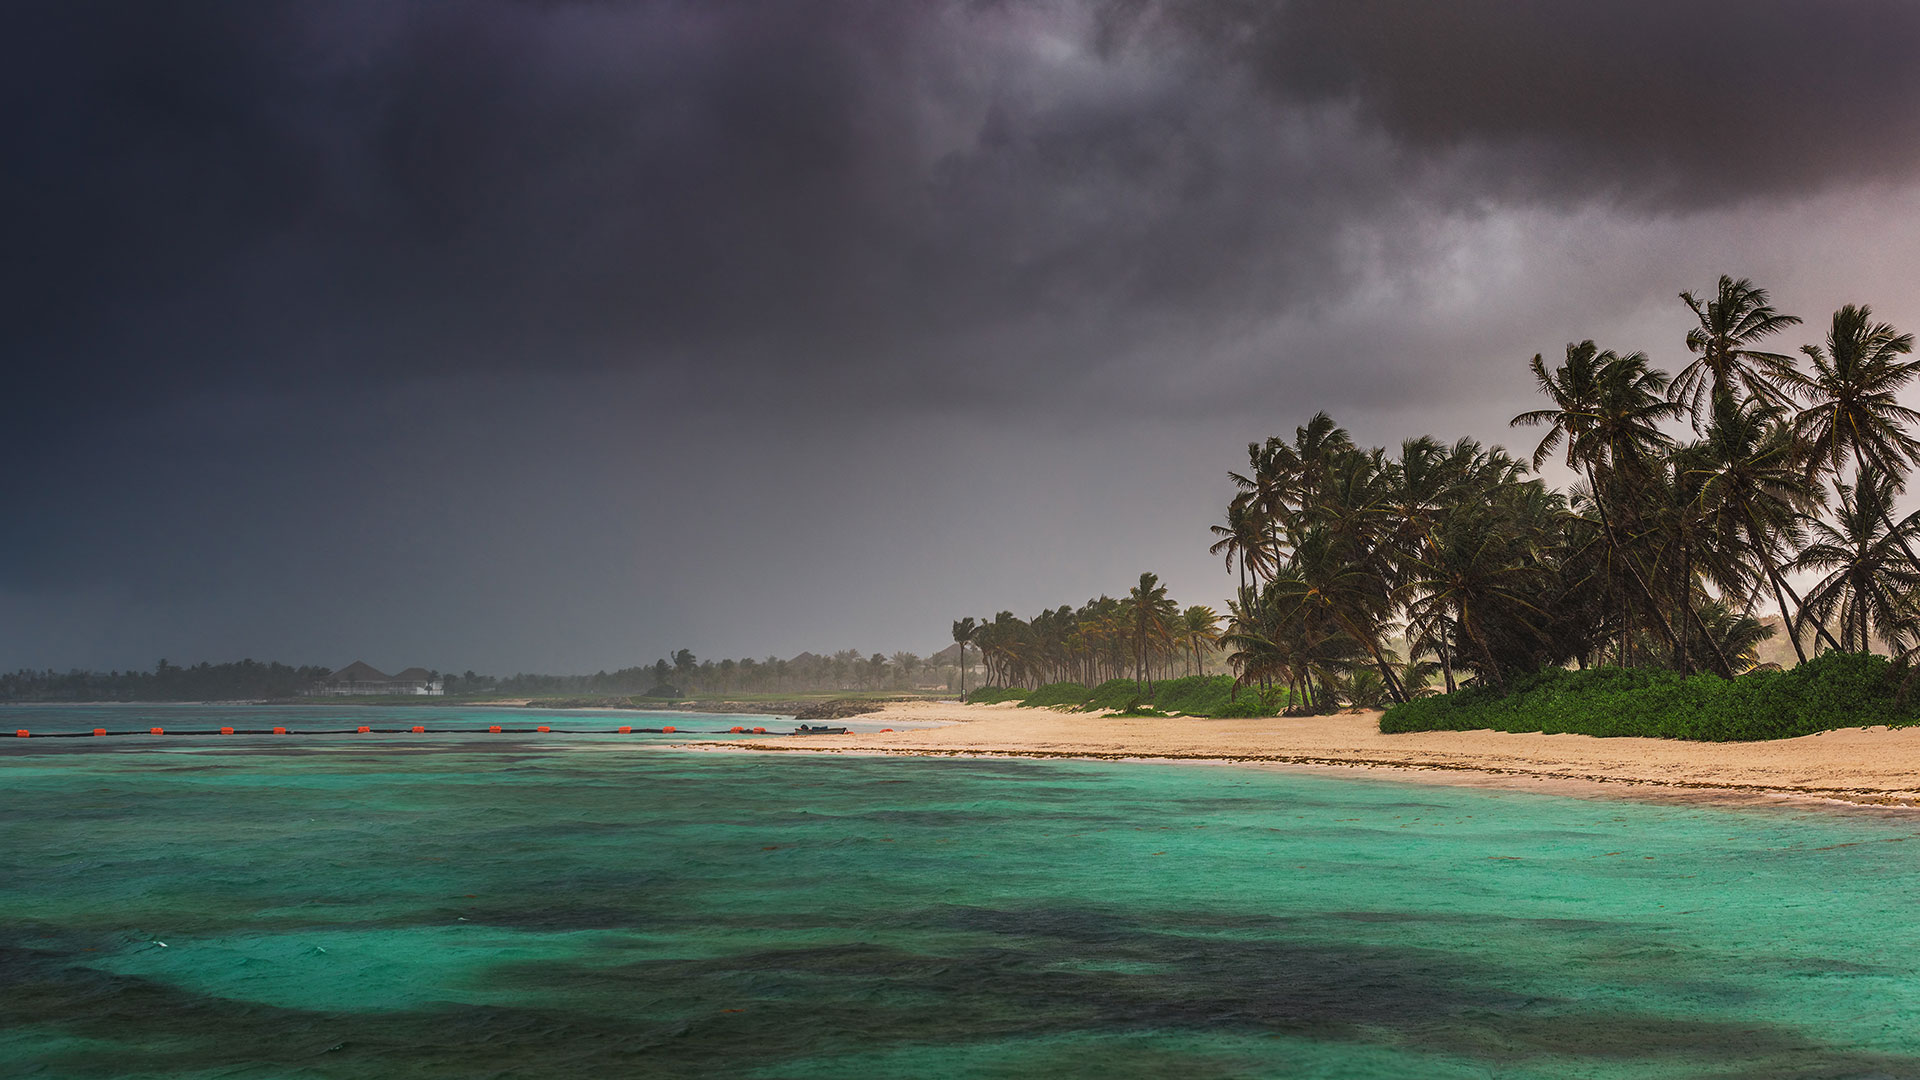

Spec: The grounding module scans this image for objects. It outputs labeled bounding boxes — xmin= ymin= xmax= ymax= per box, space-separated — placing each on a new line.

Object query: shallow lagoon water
xmin=5 ymin=706 xmax=1920 ymax=1077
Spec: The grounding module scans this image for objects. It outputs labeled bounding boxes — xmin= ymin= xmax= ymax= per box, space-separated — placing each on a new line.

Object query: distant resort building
xmin=307 ymin=661 xmax=444 ymax=696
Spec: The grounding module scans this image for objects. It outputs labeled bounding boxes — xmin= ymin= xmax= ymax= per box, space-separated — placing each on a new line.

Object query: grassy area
xmin=1378 ymin=651 xmax=1920 ymax=741
xmin=966 ymin=676 xmax=1287 ymax=718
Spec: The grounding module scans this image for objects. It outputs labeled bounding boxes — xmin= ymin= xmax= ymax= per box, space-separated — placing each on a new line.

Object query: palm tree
xmin=1673 ymin=276 xmax=1802 ymax=420
xmin=1178 ymin=605 xmax=1221 ymax=676
xmin=1794 ymin=465 xmax=1920 ymax=653
xmin=1694 ymin=599 xmax=1775 ymax=675
xmin=1794 ymin=304 xmax=1920 ymax=485
xmin=950 ymin=617 xmax=977 ymax=697
xmin=1513 ymin=340 xmax=1609 ymax=472
xmin=1515 ymin=345 xmax=1687 ymax=667
xmin=1266 ymin=523 xmax=1410 ymax=702
xmin=1684 ymin=392 xmax=1835 ymax=660
xmin=1795 ymin=304 xmax=1920 ymax=588
xmin=1209 ymin=495 xmax=1270 ymax=591
xmin=1123 ymin=572 xmax=1178 ymax=690
xmin=1399 ymin=500 xmax=1550 ymax=688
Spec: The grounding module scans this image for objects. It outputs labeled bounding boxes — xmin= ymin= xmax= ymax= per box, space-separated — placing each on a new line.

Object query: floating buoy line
xmin=11 ymin=724 xmax=783 ymax=739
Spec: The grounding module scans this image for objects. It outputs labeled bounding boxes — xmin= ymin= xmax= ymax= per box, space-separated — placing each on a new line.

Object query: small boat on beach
xmin=791 ymin=724 xmax=848 ymax=735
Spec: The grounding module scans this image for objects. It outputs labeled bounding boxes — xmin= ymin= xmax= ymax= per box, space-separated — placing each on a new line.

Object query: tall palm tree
xmin=1673 ymin=276 xmax=1802 ymax=420
xmin=1515 ymin=345 xmax=1686 ymax=665
xmin=1794 ymin=305 xmax=1920 ymax=485
xmin=1684 ymin=393 xmax=1834 ymax=660
xmin=1123 ymin=572 xmax=1178 ymax=690
xmin=1795 ymin=304 xmax=1920 ymax=586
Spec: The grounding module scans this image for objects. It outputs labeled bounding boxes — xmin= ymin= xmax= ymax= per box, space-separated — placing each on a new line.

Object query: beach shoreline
xmin=688 ymin=699 xmax=1920 ymax=810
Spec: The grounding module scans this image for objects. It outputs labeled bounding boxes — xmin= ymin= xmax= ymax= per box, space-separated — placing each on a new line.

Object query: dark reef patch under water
xmin=5 ymin=705 xmax=1920 ymax=1078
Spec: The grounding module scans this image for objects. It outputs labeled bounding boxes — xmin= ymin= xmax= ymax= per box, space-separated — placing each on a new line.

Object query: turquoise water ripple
xmin=5 ymin=705 xmax=1920 ymax=1077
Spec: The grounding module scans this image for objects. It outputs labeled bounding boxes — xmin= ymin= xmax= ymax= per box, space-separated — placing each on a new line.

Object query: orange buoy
xmin=412 ymin=725 xmax=425 ymax=733
xmin=618 ymin=725 xmax=632 ymax=734
xmin=662 ymin=725 xmax=676 ymax=733
xmin=489 ymin=725 xmax=501 ymax=733
xmin=730 ymin=726 xmax=744 ymax=733
xmin=150 ymin=727 xmax=164 ymax=735
xmin=93 ymin=728 xmax=107 ymax=736
xmin=220 ymin=727 xmax=234 ymax=735
xmin=753 ymin=726 xmax=766 ymax=734
xmin=272 ymin=726 xmax=287 ymax=735
xmin=15 ymin=729 xmax=28 ymax=738
xmin=880 ymin=728 xmax=894 ymax=733
xmin=537 ymin=725 xmax=550 ymax=733
xmin=357 ymin=725 xmax=371 ymax=734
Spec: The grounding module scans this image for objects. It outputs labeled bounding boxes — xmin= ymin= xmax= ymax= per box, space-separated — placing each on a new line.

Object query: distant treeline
xmin=471 ymin=648 xmax=956 ymax=698
xmin=0 ymin=659 xmax=333 ymax=702
xmin=3 ymin=649 xmax=962 ymax=703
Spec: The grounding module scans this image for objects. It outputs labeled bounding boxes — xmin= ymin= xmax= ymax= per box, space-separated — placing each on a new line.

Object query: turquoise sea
xmin=5 ymin=705 xmax=1920 ymax=1078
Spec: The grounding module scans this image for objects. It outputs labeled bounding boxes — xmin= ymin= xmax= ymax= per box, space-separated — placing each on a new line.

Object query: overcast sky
xmin=9 ymin=0 xmax=1920 ymax=673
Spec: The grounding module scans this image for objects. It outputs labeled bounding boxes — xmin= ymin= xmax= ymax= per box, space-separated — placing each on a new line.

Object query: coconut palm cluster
xmin=951 ymin=578 xmax=1223 ymax=696
xmin=1220 ymin=276 xmax=1920 ymax=710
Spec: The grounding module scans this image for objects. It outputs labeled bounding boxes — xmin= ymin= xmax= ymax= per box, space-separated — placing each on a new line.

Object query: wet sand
xmin=700 ymin=700 xmax=1920 ymax=808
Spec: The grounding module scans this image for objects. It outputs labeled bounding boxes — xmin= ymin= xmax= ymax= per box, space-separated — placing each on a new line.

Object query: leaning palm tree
xmin=1673 ymin=275 xmax=1802 ymax=421
xmin=950 ymin=617 xmax=977 ymax=697
xmin=1209 ymin=495 xmax=1271 ymax=591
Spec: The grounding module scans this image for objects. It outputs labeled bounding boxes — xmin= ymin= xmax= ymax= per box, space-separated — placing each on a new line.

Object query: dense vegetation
xmin=1211 ymin=275 xmax=1920 ymax=735
xmin=1381 ymin=652 xmax=1917 ymax=741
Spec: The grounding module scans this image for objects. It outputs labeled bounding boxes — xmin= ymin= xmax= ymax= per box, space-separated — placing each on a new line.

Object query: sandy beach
xmin=707 ymin=700 xmax=1920 ymax=807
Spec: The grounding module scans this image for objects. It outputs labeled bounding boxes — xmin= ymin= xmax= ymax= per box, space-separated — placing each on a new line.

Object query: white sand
xmin=700 ymin=700 xmax=1920 ymax=807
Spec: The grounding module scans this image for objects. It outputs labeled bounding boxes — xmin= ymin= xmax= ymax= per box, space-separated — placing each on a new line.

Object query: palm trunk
xmin=1764 ymin=565 xmax=1809 ymax=665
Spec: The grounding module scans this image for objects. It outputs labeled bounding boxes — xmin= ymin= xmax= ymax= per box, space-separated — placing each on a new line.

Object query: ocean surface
xmin=5 ymin=705 xmax=1920 ymax=1078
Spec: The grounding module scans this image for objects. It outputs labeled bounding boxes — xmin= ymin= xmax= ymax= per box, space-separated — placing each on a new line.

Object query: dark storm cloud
xmin=1187 ymin=0 xmax=1920 ymax=207
xmin=11 ymin=1 xmax=1920 ymax=670
xmin=10 ymin=0 xmax=1920 ymax=415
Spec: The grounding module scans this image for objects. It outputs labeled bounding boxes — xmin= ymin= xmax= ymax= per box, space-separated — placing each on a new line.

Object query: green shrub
xmin=964 ymin=686 xmax=1031 ymax=705
xmin=1379 ymin=652 xmax=1919 ymax=741
xmin=1081 ymin=678 xmax=1146 ymax=713
xmin=1211 ymin=685 xmax=1289 ymax=718
xmin=1021 ymin=682 xmax=1092 ymax=708
xmin=1067 ymin=674 xmax=1285 ymax=717
xmin=1145 ymin=675 xmax=1235 ymax=716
